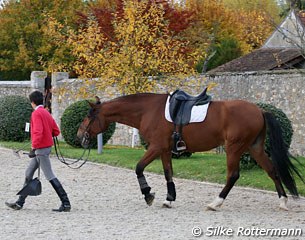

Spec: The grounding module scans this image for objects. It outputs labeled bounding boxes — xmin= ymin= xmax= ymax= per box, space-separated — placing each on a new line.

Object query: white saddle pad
xmin=165 ymin=96 xmax=210 ymax=123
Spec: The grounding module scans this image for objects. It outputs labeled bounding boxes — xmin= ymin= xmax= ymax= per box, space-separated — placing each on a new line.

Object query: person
xmin=5 ymin=90 xmax=71 ymax=212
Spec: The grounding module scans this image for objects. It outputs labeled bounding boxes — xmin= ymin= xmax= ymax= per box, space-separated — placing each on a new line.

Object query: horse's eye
xmin=88 ymin=108 xmax=94 ymax=117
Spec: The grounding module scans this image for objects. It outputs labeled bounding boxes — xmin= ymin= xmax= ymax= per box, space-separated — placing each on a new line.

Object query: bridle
xmin=81 ymin=106 xmax=104 ymax=148
xmin=53 ymin=106 xmax=102 ymax=169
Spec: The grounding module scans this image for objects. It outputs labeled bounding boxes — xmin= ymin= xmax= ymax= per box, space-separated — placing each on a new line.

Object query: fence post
xmin=97 ymin=133 xmax=103 ymax=154
xmin=131 ymin=128 xmax=139 ymax=148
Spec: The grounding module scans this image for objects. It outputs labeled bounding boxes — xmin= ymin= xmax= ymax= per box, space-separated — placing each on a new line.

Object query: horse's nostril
xmin=81 ymin=132 xmax=90 ymax=149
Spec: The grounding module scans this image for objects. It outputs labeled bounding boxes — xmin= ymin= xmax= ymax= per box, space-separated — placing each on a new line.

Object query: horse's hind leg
xmin=207 ymin=145 xmax=242 ymax=211
xmin=249 ymin=142 xmax=289 ymax=210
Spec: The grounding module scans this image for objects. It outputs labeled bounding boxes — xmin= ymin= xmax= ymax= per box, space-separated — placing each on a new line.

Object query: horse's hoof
xmin=162 ymin=200 xmax=172 ymax=208
xmin=206 ymin=197 xmax=224 ymax=211
xmin=279 ymin=196 xmax=289 ymax=211
xmin=279 ymin=206 xmax=289 ymax=211
xmin=145 ymin=193 xmax=155 ymax=206
xmin=206 ymin=205 xmax=217 ymax=211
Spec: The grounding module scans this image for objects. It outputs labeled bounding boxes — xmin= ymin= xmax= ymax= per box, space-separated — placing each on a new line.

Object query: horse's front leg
xmin=161 ymin=151 xmax=176 ymax=208
xmin=135 ymin=147 xmax=160 ymax=206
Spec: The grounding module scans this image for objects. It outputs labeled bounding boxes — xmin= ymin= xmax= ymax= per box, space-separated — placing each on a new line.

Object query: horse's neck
xmin=102 ymin=97 xmax=144 ymax=129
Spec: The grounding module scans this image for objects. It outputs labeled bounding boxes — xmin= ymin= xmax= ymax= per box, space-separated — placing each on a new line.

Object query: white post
xmin=131 ymin=128 xmax=139 ymax=148
xmin=97 ymin=133 xmax=103 ymax=154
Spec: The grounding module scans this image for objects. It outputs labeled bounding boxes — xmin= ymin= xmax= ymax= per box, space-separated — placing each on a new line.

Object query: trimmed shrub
xmin=240 ymin=102 xmax=293 ymax=168
xmin=61 ymin=100 xmax=116 ymax=148
xmin=0 ymin=95 xmax=32 ymax=142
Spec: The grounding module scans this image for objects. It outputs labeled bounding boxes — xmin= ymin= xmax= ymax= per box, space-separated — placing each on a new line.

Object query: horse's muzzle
xmin=81 ymin=132 xmax=90 ymax=149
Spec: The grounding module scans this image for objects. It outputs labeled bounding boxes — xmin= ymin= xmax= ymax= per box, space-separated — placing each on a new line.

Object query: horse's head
xmin=77 ymin=100 xmax=107 ymax=148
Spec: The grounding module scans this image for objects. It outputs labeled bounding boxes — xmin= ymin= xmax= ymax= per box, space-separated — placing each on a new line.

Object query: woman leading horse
xmin=77 ymin=92 xmax=304 ymax=211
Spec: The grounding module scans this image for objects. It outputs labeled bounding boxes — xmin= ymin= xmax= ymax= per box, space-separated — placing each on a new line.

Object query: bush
xmin=240 ymin=102 xmax=293 ymax=168
xmin=0 ymin=95 xmax=32 ymax=142
xmin=61 ymin=100 xmax=116 ymax=148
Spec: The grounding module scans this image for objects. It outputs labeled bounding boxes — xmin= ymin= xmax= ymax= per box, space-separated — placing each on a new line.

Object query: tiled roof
xmin=208 ymin=48 xmax=304 ymax=74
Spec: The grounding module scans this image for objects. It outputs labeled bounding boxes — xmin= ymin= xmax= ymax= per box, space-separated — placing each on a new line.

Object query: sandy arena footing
xmin=0 ymin=147 xmax=304 ymax=240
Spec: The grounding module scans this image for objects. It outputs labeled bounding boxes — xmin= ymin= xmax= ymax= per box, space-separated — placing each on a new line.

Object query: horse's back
xmin=210 ymin=100 xmax=264 ymax=134
xmin=183 ymin=99 xmax=265 ymax=152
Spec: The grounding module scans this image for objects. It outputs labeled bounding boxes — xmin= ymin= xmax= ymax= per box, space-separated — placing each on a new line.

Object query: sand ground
xmin=1 ymin=146 xmax=304 ymax=240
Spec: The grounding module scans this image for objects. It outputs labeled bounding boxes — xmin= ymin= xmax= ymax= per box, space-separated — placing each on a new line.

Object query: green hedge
xmin=61 ymin=100 xmax=116 ymax=148
xmin=0 ymin=95 xmax=32 ymax=142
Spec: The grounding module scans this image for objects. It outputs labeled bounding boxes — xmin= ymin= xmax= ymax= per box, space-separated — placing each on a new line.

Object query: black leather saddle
xmin=169 ymin=88 xmax=211 ymax=126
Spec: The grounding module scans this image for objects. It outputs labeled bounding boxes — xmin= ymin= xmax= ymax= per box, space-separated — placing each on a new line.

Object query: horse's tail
xmin=263 ymin=111 xmax=304 ymax=197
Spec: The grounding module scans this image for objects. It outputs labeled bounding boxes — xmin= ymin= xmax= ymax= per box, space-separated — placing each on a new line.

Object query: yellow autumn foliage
xmin=46 ymin=0 xmax=202 ymax=97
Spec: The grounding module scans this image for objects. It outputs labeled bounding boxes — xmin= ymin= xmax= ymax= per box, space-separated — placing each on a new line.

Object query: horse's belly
xmin=182 ymin=126 xmax=222 ymax=152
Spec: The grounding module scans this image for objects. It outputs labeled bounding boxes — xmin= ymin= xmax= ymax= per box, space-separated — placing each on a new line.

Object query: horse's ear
xmin=95 ymin=96 xmax=101 ymax=105
xmin=86 ymin=100 xmax=95 ymax=108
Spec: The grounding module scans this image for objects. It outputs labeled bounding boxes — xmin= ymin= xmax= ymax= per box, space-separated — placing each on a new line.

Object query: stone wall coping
xmin=0 ymin=81 xmax=31 ymax=87
xmin=207 ymin=69 xmax=305 ymax=77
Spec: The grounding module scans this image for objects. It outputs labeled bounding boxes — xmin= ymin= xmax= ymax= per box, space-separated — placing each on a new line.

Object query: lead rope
xmin=53 ymin=137 xmax=91 ymax=169
xmin=37 ymin=158 xmax=40 ymax=179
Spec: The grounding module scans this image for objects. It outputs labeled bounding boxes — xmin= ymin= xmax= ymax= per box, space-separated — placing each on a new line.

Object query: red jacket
xmin=30 ymin=106 xmax=60 ymax=149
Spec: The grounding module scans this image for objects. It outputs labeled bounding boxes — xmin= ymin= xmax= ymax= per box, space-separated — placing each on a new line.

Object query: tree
xmin=287 ymin=0 xmax=305 ymax=9
xmin=196 ymin=38 xmax=242 ymax=73
xmin=0 ymin=0 xmax=86 ymax=80
xmin=46 ymin=0 xmax=200 ymax=96
xmin=184 ymin=0 xmax=279 ymax=72
xmin=222 ymin=0 xmax=282 ymax=21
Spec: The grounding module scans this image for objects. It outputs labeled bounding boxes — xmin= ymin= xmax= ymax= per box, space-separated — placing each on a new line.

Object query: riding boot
xmin=5 ymin=195 xmax=27 ymax=210
xmin=50 ymin=178 xmax=71 ymax=212
xmin=5 ymin=178 xmax=30 ymax=210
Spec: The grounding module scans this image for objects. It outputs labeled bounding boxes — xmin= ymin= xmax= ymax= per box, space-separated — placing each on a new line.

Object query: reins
xmin=53 ymin=137 xmax=91 ymax=169
xmin=53 ymin=102 xmax=103 ymax=169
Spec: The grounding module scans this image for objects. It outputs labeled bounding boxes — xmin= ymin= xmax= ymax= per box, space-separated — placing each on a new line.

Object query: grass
xmin=1 ymin=140 xmax=304 ymax=196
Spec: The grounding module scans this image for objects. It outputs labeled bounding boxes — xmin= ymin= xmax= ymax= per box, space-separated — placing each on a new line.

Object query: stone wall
xmin=0 ymin=71 xmax=46 ymax=98
xmin=1 ymin=70 xmax=305 ymax=155
xmin=50 ymin=72 xmax=139 ymax=146
xmin=0 ymin=81 xmax=32 ymax=97
xmin=205 ymin=69 xmax=305 ymax=156
xmin=0 ymin=72 xmax=139 ymax=147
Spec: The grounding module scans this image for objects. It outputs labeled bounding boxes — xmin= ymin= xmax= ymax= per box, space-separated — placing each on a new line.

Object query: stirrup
xmin=176 ymin=140 xmax=186 ymax=151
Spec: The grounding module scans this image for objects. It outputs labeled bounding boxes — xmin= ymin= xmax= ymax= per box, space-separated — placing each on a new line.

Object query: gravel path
xmin=1 ymin=146 xmax=304 ymax=240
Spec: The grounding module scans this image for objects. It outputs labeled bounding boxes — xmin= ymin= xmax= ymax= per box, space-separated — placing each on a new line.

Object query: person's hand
xmin=28 ymin=149 xmax=36 ymax=158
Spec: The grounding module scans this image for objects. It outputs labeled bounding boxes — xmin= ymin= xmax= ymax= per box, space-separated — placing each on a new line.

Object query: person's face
xmin=31 ymin=101 xmax=36 ymax=109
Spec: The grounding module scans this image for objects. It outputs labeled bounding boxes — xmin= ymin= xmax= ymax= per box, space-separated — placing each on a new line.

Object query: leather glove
xmin=28 ymin=149 xmax=36 ymax=158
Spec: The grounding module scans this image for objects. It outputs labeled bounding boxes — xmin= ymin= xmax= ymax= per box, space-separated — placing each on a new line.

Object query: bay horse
xmin=77 ymin=92 xmax=304 ymax=211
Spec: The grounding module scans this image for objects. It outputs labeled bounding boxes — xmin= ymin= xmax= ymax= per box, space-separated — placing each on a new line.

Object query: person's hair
xmin=29 ymin=91 xmax=43 ymax=105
